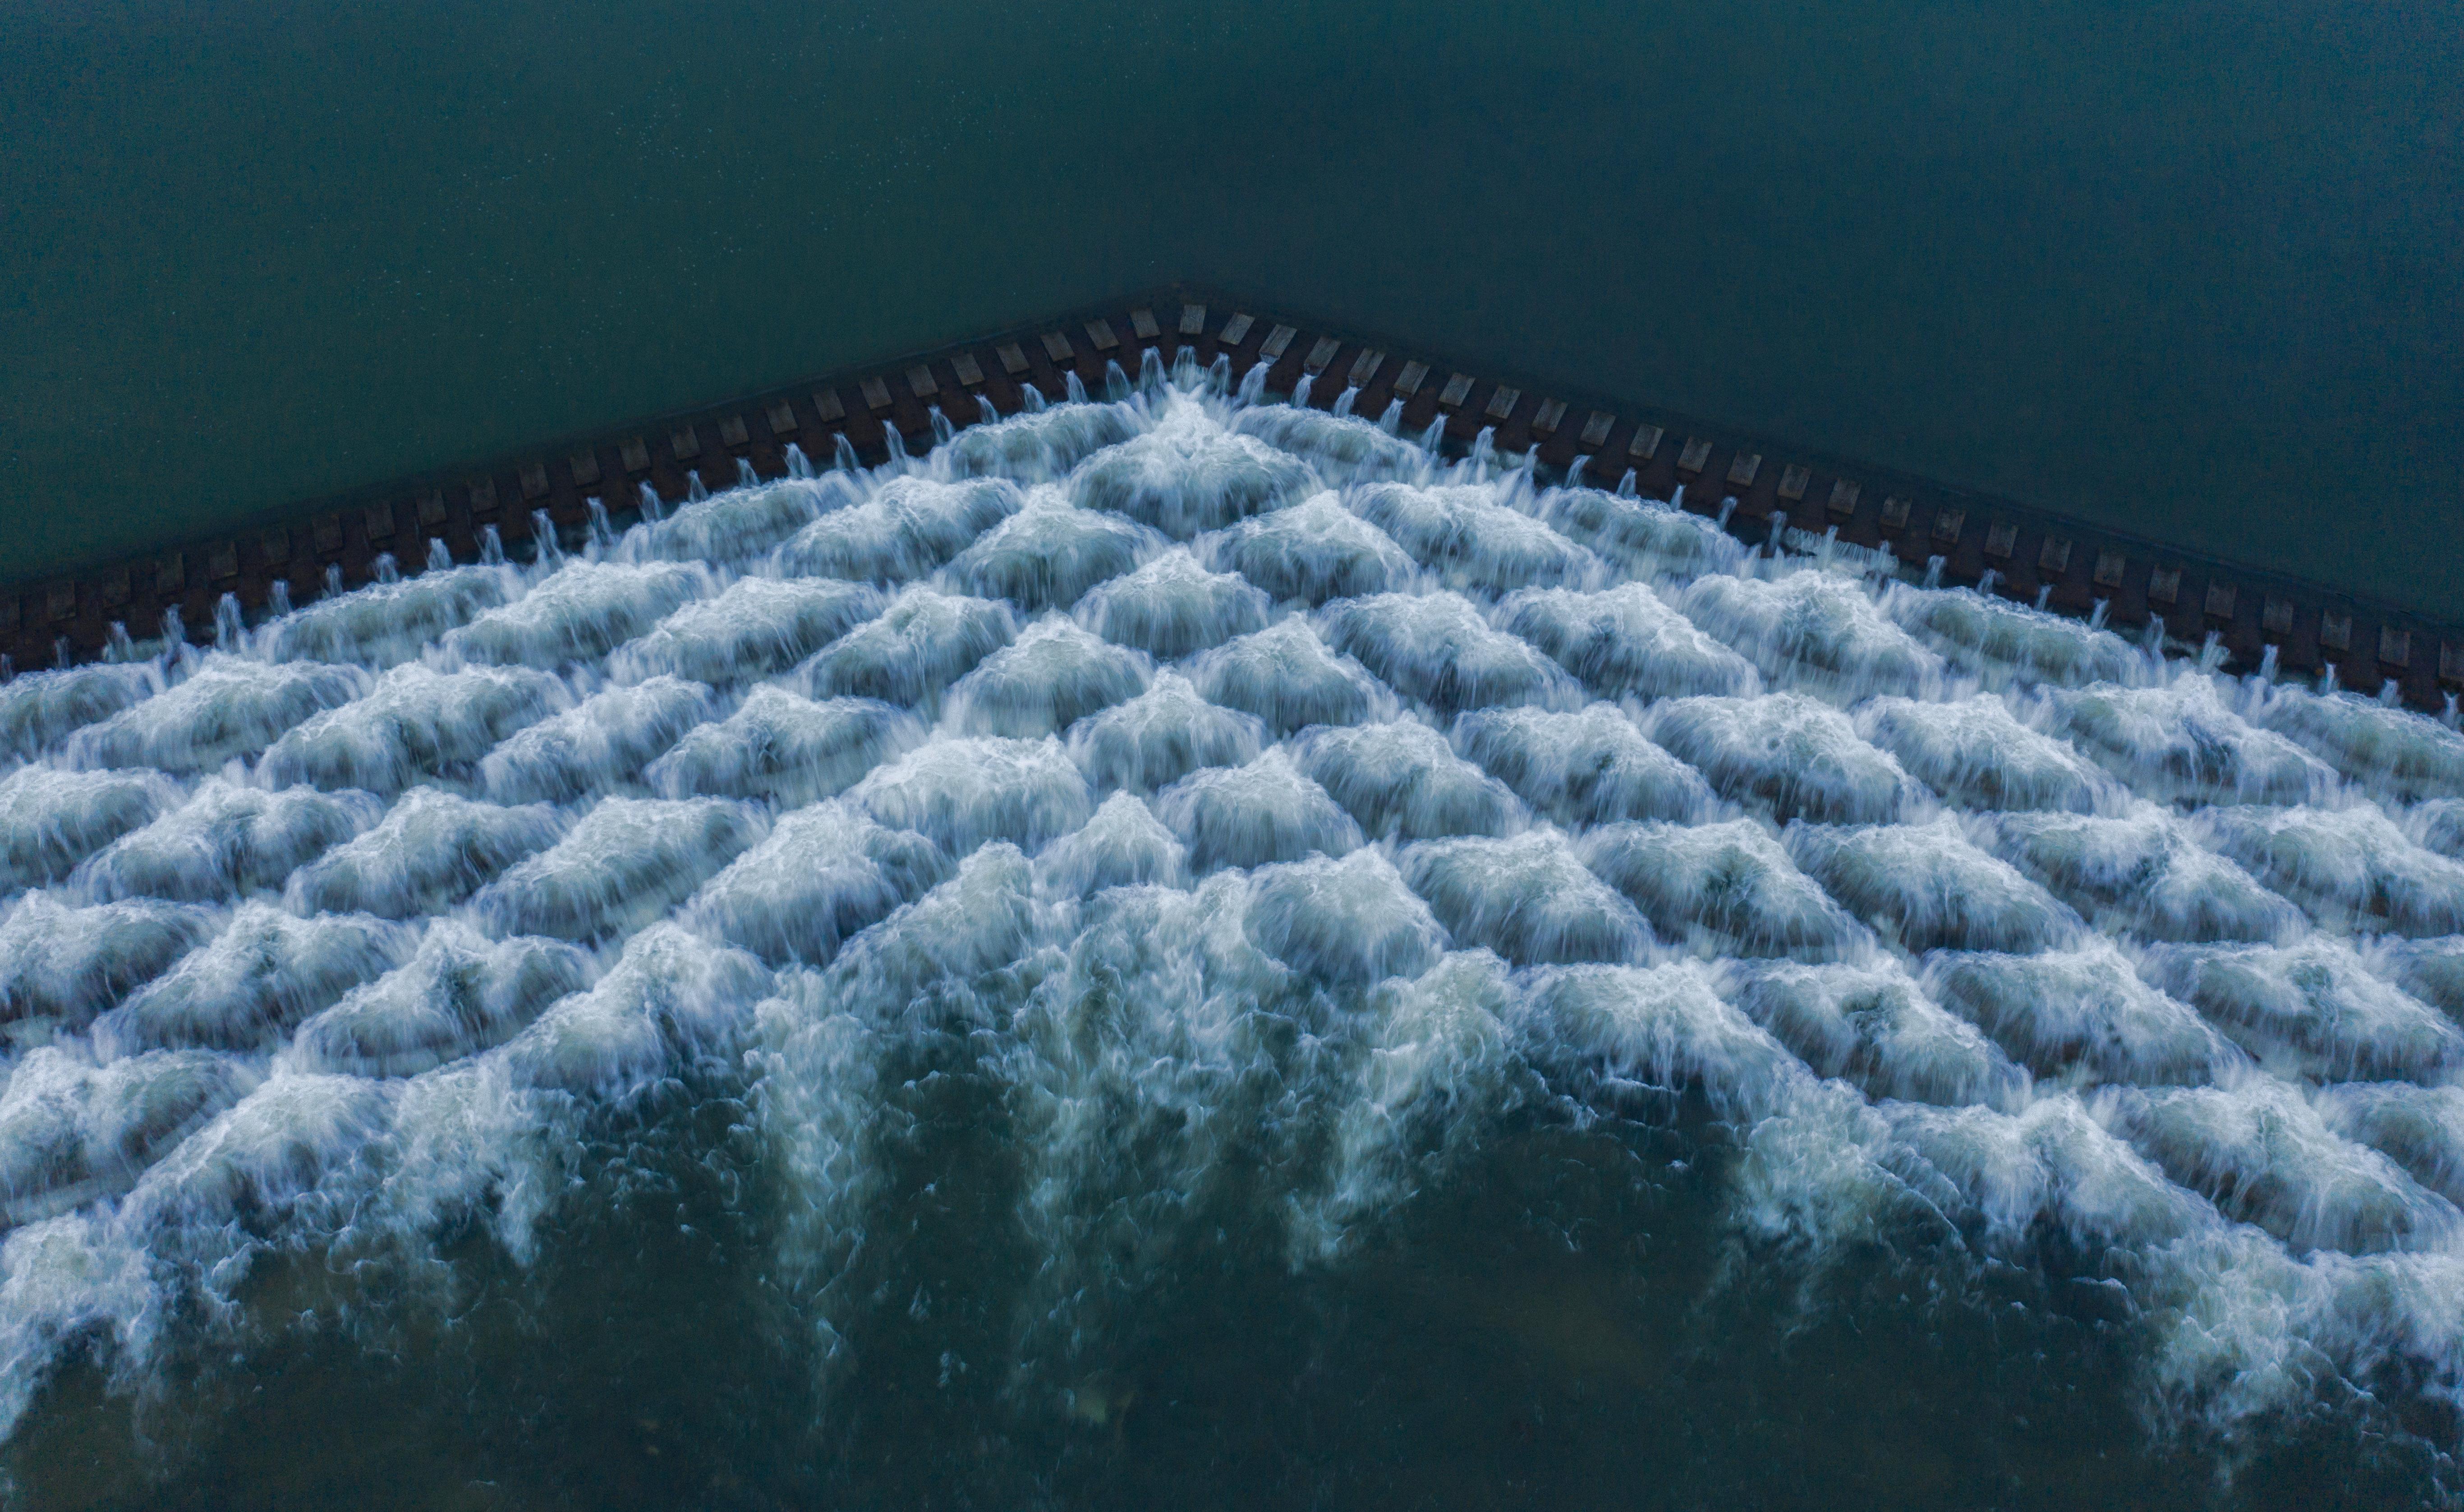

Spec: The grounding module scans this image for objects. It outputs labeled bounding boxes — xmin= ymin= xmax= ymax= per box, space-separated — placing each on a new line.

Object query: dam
xmin=1 ymin=290 xmax=2463 ymax=1505
xmin=9 ymin=288 xmax=2458 ymax=719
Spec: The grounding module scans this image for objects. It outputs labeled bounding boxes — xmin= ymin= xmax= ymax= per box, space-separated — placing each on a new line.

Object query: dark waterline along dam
xmin=8 ymin=288 xmax=2459 ymax=719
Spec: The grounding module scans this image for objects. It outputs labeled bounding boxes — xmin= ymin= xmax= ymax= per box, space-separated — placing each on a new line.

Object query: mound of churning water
xmin=2 ymin=360 xmax=2463 ymax=1503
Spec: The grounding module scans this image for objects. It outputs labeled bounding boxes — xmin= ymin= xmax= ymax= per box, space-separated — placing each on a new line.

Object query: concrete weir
xmin=6 ymin=284 xmax=2459 ymax=714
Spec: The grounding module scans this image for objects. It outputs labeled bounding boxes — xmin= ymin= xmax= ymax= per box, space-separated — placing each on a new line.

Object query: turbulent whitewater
xmin=4 ymin=354 xmax=2464 ymax=1503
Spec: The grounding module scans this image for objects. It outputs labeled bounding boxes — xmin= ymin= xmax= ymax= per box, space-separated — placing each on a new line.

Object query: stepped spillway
xmin=1 ymin=354 xmax=2462 ymax=1502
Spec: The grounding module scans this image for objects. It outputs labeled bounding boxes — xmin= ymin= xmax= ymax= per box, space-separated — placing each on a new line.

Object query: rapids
xmin=0 ymin=364 xmax=2460 ymax=1506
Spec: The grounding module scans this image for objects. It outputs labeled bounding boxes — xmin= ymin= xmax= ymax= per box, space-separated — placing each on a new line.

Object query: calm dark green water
xmin=4 ymin=0 xmax=2459 ymax=614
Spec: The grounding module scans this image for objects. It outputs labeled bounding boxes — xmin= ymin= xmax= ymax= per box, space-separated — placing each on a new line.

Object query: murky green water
xmin=3 ymin=0 xmax=2459 ymax=614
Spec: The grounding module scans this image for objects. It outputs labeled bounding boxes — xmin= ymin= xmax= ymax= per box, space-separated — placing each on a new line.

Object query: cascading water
xmin=531 ymin=509 xmax=565 ymax=568
xmin=0 ymin=369 xmax=2458 ymax=1507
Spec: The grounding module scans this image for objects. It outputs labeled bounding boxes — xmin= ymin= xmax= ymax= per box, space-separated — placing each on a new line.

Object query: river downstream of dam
xmin=0 ymin=363 xmax=2457 ymax=1506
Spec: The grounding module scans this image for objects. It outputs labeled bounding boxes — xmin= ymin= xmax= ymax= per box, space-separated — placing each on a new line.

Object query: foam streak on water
xmin=2 ymin=372 xmax=2464 ymax=1488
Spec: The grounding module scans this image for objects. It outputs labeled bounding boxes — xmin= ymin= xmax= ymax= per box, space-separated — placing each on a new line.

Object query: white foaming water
xmin=0 ymin=766 xmax=184 ymax=892
xmin=478 ymin=675 xmax=719 ymax=805
xmin=1320 ymin=591 xmax=1581 ymax=715
xmin=1 ymin=373 xmax=2462 ymax=1464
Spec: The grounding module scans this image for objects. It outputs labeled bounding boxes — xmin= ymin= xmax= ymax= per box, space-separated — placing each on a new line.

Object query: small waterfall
xmin=737 ymin=458 xmax=759 ymax=487
xmin=268 ymin=580 xmax=293 ymax=616
xmin=1064 ymin=370 xmax=1089 ymax=404
xmin=1672 ymin=483 xmax=1687 ymax=512
xmin=786 ymin=444 xmax=815 ymax=480
xmin=2322 ymin=661 xmax=2340 ymax=694
xmin=1467 ymin=426 xmax=1497 ymax=482
xmin=1170 ymin=348 xmax=1203 ymax=389
xmin=324 ymin=564 xmax=345 ymax=599
xmin=52 ymin=635 xmax=70 ymax=670
xmin=1976 ymin=568 xmax=2000 ymax=597
xmin=1922 ymin=556 xmax=1945 ymax=589
xmin=1204 ymin=354 xmax=1231 ymax=394
xmin=1291 ymin=372 xmax=1315 ymax=409
xmin=1567 ymin=455 xmax=1590 ymax=491
xmin=2256 ymin=642 xmax=2279 ymax=682
xmin=2143 ymin=615 xmax=2167 ymax=660
xmin=1021 ymin=383 xmax=1049 ymax=414
xmin=1377 ymin=399 xmax=1404 ymax=435
xmin=587 ymin=499 xmax=617 ymax=555
xmin=686 ymin=471 xmax=710 ymax=504
xmin=834 ymin=433 xmax=861 ymax=472
xmin=479 ymin=525 xmax=506 ymax=567
xmin=1765 ymin=510 xmax=1788 ymax=560
xmin=1500 ymin=450 xmax=1537 ymax=511
xmin=372 ymin=553 xmax=400 ymax=586
xmin=1818 ymin=525 xmax=1839 ymax=564
xmin=1332 ymin=385 xmax=1359 ymax=417
xmin=1874 ymin=541 xmax=1898 ymax=582
xmin=532 ymin=509 xmax=565 ymax=568
xmin=2088 ymin=598 xmax=2110 ymax=630
xmin=1715 ymin=498 xmax=1737 ymax=530
xmin=2197 ymin=631 xmax=2225 ymax=672
xmin=1235 ymin=362 xmax=1269 ymax=408
xmin=105 ymin=622 xmax=135 ymax=662
xmin=1138 ymin=347 xmax=1166 ymax=394
xmin=2033 ymin=584 xmax=2053 ymax=611
xmin=159 ymin=606 xmax=185 ymax=650
xmin=214 ymin=593 xmax=244 ymax=653
xmin=929 ymin=407 xmax=955 ymax=448
xmin=1417 ymin=417 xmax=1446 ymax=453
xmin=2445 ymin=691 xmax=2459 ymax=727
xmin=1615 ymin=468 xmax=1638 ymax=498
xmin=978 ymin=395 xmax=1000 ymax=426
xmin=884 ymin=427 xmax=912 ymax=467
xmin=427 ymin=538 xmax=453 ymax=572
xmin=639 ymin=484 xmax=665 ymax=523
xmin=1102 ymin=360 xmax=1130 ymax=403
xmin=2380 ymin=678 xmax=2402 ymax=706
